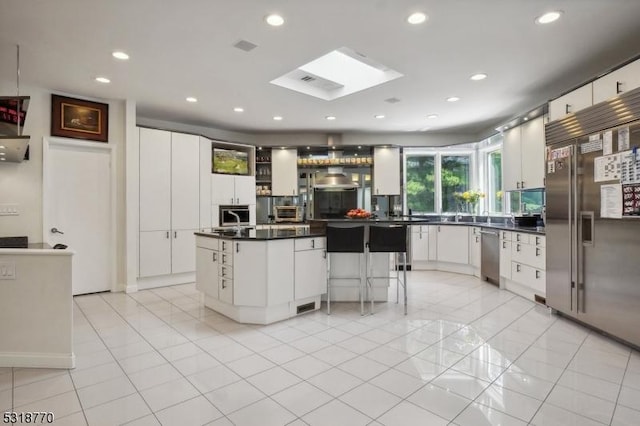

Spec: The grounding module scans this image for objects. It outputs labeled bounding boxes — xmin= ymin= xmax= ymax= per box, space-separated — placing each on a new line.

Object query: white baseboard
xmin=137 ymin=272 xmax=196 ymax=290
xmin=124 ymin=283 xmax=139 ymax=293
xmin=0 ymin=352 xmax=75 ymax=369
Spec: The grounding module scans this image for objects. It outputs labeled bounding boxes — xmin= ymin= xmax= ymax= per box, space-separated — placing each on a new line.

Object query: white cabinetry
xmin=549 ymin=84 xmax=593 ymax=122
xmin=410 ymin=226 xmax=429 ymax=263
xmin=502 ymin=116 xmax=545 ymax=191
xmin=373 ymin=146 xmax=400 ymax=195
xmin=271 ymin=148 xmax=299 ymax=196
xmin=436 ymin=225 xmax=469 ymax=264
xmin=199 ymin=138 xmax=212 ymax=230
xmin=196 ymin=238 xmax=218 ymax=298
xmin=500 ymin=231 xmax=546 ymax=299
xmin=593 ymin=59 xmax=640 ymax=104
xmin=139 ymin=128 xmax=200 ymax=277
xmin=469 ymin=227 xmax=481 ymax=273
xmin=212 ymin=175 xmax=256 ymax=206
xmin=294 ymin=237 xmax=327 ymax=300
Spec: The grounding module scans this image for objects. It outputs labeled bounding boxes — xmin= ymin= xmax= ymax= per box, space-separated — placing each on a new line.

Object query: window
xmin=509 ymin=189 xmax=544 ymax=214
xmin=405 ymin=155 xmax=436 ymax=213
xmin=487 ymin=150 xmax=503 ymax=212
xmin=441 ymin=155 xmax=471 ymax=212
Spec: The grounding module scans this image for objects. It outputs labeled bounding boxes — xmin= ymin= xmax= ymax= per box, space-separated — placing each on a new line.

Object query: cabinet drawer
xmin=219 ymin=239 xmax=234 ymax=254
xmin=512 ymin=242 xmax=545 ymax=270
xmin=219 ymin=264 xmax=233 ymax=279
xmin=219 ymin=251 xmax=233 ymax=266
xmin=470 ymin=227 xmax=481 ymax=235
xmin=500 ymin=240 xmax=512 ymax=279
xmin=294 ymin=237 xmax=326 ymax=251
xmin=532 ymin=235 xmax=545 ymax=247
xmin=512 ymin=263 xmax=545 ymax=293
xmin=196 ymin=237 xmax=219 ymax=250
xmin=500 ymin=230 xmax=512 ymax=241
xmin=513 ymin=232 xmax=529 ymax=244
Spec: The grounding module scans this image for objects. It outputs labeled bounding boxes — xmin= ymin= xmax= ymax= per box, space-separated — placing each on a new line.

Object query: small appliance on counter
xmin=274 ymin=205 xmax=303 ymax=222
xmin=0 ymin=236 xmax=28 ymax=248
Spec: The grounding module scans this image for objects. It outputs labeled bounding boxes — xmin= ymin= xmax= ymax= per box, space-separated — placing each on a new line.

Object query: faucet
xmin=455 ymin=212 xmax=463 ymax=223
xmin=228 ymin=211 xmax=242 ymax=232
xmin=482 ymin=210 xmax=491 ymax=224
xmin=508 ymin=213 xmax=515 ymax=226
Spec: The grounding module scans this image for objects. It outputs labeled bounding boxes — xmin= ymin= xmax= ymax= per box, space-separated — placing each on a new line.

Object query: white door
xmin=234 ymin=176 xmax=257 ymax=205
xmin=212 ymin=174 xmax=236 ymax=205
xmin=45 ymin=141 xmax=112 ymax=295
xmin=139 ymin=230 xmax=171 ymax=277
xmin=520 ymin=116 xmax=545 ymax=189
xmin=139 ymin=128 xmax=171 ymax=231
xmin=171 ymin=229 xmax=197 ymax=273
xmin=502 ymin=126 xmax=522 ymax=191
xmin=170 ymin=133 xmax=200 ymax=230
xmin=272 ymin=148 xmax=298 ymax=196
xmin=373 ymin=146 xmax=401 ymax=195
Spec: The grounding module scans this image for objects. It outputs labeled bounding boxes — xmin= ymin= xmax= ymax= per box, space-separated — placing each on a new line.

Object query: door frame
xmin=42 ymin=136 xmax=118 ymax=292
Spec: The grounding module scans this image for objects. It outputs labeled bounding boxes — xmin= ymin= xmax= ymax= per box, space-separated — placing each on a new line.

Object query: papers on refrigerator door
xmin=603 ymin=130 xmax=613 ymax=155
xmin=622 ymin=184 xmax=640 ymax=216
xmin=618 ymin=126 xmax=630 ymax=151
xmin=594 ymin=154 xmax=620 ymax=182
xmin=620 ymin=150 xmax=640 ymax=184
xmin=581 ymin=137 xmax=603 ymax=154
xmin=601 ymin=184 xmax=622 ymax=219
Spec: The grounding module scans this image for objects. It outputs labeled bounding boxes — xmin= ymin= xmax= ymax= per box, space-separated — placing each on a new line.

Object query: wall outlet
xmin=0 ymin=261 xmax=16 ymax=280
xmin=0 ymin=204 xmax=19 ymax=216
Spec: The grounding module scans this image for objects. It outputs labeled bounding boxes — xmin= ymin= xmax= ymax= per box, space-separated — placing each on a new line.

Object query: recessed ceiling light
xmin=257 ymin=146 xmax=262 ymax=150
xmin=306 ymin=146 xmax=311 ymax=150
xmin=427 ymin=114 xmax=438 ymax=119
xmin=112 ymin=51 xmax=129 ymax=60
xmin=265 ymin=14 xmax=284 ymax=26
xmin=332 ymin=146 xmax=336 ymax=150
xmin=470 ymin=73 xmax=487 ymax=81
xmin=0 ymin=145 xmax=5 ymax=149
xmin=357 ymin=146 xmax=362 ymax=149
xmin=0 ymin=152 xmax=5 ymax=156
xmin=535 ymin=11 xmax=562 ymax=24
xmin=95 ymin=77 xmax=110 ymax=83
xmin=233 ymin=107 xmax=244 ymax=112
xmin=186 ymin=97 xmax=198 ymax=103
xmin=446 ymin=96 xmax=460 ymax=102
xmin=280 ymin=146 xmax=285 ymax=150
xmin=407 ymin=12 xmax=427 ymax=25
xmin=374 ymin=114 xmax=385 ymax=119
xmin=273 ymin=116 xmax=283 ymax=121
xmin=325 ymin=116 xmax=336 ymax=121
xmin=523 ymin=117 xmax=529 ymax=121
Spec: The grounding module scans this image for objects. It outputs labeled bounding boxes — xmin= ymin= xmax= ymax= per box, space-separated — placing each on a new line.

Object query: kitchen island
xmin=195 ymin=228 xmax=327 ymax=324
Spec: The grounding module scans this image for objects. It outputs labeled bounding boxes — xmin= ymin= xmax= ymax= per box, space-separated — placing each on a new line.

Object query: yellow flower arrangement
xmin=453 ymin=189 xmax=485 ymax=204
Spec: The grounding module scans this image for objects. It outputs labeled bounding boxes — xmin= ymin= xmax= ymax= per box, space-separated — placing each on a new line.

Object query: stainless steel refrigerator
xmin=546 ymin=94 xmax=640 ymax=348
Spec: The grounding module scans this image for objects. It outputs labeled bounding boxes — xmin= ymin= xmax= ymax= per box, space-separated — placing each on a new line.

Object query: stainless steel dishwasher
xmin=480 ymin=230 xmax=499 ymax=285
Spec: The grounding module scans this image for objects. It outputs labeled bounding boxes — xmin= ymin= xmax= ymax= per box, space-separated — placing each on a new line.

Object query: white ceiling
xmin=1 ymin=0 xmax=640 ymax=137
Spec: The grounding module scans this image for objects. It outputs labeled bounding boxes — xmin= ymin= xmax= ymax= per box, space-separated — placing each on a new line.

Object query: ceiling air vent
xmin=300 ymin=75 xmax=316 ymax=82
xmin=385 ymin=97 xmax=401 ymax=104
xmin=233 ymin=40 xmax=258 ymax=52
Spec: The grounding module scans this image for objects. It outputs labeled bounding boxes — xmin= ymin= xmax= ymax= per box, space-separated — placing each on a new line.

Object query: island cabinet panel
xmin=196 ymin=247 xmax=218 ymax=298
xmin=267 ymin=240 xmax=295 ymax=305
xmin=294 ymin=237 xmax=327 ymax=300
xmin=410 ymin=226 xmax=429 ymax=263
xmin=232 ymin=241 xmax=266 ymax=306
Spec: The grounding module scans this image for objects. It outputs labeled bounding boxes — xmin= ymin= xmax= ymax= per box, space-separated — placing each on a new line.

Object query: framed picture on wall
xmin=51 ymin=94 xmax=108 ymax=142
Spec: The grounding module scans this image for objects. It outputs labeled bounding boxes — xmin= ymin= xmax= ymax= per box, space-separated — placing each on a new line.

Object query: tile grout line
xmin=607 ymin=350 xmax=632 ymax=425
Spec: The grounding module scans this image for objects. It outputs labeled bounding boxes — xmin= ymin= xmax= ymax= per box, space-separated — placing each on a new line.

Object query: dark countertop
xmin=308 ymin=218 xmax=545 ymax=235
xmin=195 ymin=228 xmax=325 ymax=241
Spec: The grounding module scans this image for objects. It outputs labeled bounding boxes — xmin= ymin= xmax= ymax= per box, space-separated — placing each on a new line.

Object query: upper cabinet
xmin=548 ymin=84 xmax=593 ymax=122
xmin=593 ymin=59 xmax=640 ymax=104
xmin=271 ymin=148 xmax=298 ymax=196
xmin=502 ymin=116 xmax=545 ymax=191
xmin=373 ymin=146 xmax=401 ymax=195
xmin=212 ymin=174 xmax=256 ymax=206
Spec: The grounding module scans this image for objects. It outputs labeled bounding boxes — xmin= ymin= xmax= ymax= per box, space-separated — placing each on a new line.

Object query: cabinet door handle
xmin=565 ymin=104 xmax=571 ymax=114
xmin=236 ymin=198 xmax=239 ymax=204
xmin=516 ymin=234 xmax=521 ymax=242
xmin=221 ymin=279 xmax=226 ymax=289
xmin=221 ymin=267 xmax=226 ymax=277
xmin=616 ymin=81 xmax=623 ymax=94
xmin=536 ymin=270 xmax=541 ymax=279
xmin=166 ymin=231 xmax=169 ymax=239
xmin=516 ymin=181 xmax=520 ymax=189
xmin=213 ymin=252 xmax=217 ymax=262
xmin=536 ymin=236 xmax=540 ymax=245
xmin=521 ymin=181 xmax=525 ymax=189
xmin=475 ymin=236 xmax=479 ymax=243
xmin=516 ymin=244 xmax=521 ymax=252
xmin=516 ymin=264 xmax=521 ymax=272
xmin=236 ymin=243 xmax=239 ymax=253
xmin=323 ymin=250 xmax=327 ymax=259
xmin=222 ymin=241 xmax=226 ymax=251
xmin=311 ymin=239 xmax=315 ymax=249
xmin=536 ymin=248 xmax=541 ymax=257
xmin=230 ymin=198 xmax=234 ymax=204
xmin=222 ymin=254 xmax=227 ymax=263
xmin=174 ymin=231 xmax=177 ymax=238
xmin=502 ymin=241 xmax=506 ymax=249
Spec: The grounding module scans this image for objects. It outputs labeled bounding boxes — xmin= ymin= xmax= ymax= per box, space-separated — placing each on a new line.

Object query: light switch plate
xmin=0 ymin=261 xmax=16 ymax=279
xmin=0 ymin=204 xmax=19 ymax=216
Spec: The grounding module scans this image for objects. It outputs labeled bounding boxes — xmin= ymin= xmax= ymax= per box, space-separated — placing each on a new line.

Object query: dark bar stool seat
xmin=326 ymin=225 xmax=366 ymax=315
xmin=366 ymin=225 xmax=408 ymax=315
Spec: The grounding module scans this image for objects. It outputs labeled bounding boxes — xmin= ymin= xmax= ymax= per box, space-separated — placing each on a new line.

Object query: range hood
xmin=314 ymin=171 xmax=358 ymax=188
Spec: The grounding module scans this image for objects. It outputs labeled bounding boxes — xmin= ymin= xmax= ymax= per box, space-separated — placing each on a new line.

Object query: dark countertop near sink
xmin=308 ymin=218 xmax=545 ymax=235
xmin=195 ymin=228 xmax=325 ymax=241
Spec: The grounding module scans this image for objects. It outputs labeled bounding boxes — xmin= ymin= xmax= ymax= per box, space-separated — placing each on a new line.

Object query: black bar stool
xmin=366 ymin=225 xmax=408 ymax=315
xmin=326 ymin=225 xmax=366 ymax=315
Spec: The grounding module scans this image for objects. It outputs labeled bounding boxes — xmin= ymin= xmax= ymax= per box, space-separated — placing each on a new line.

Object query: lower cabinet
xmin=436 ymin=225 xmax=469 ymax=264
xmin=294 ymin=237 xmax=327 ymax=300
xmin=500 ymin=231 xmax=546 ymax=299
xmin=139 ymin=229 xmax=197 ymax=277
xmin=499 ymin=238 xmax=512 ymax=279
xmin=196 ymin=246 xmax=218 ymax=298
xmin=469 ymin=227 xmax=481 ymax=272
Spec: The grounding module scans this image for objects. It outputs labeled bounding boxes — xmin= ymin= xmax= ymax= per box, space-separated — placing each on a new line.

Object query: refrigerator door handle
xmin=570 ymin=147 xmax=579 ymax=313
xmin=577 ymin=211 xmax=594 ymax=313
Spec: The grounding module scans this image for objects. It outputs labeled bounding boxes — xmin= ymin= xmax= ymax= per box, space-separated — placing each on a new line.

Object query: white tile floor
xmin=2 ymin=270 xmax=640 ymax=425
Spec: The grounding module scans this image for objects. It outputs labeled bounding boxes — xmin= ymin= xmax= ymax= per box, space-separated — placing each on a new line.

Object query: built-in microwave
xmin=219 ymin=205 xmax=250 ymax=227
xmin=274 ymin=206 xmax=302 ymax=222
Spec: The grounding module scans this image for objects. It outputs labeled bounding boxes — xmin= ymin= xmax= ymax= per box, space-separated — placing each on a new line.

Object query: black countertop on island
xmin=195 ymin=228 xmax=325 ymax=241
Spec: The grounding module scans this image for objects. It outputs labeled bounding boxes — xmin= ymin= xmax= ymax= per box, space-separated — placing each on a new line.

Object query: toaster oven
xmin=274 ymin=206 xmax=302 ymax=222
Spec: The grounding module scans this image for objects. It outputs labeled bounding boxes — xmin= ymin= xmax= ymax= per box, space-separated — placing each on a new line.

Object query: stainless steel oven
xmin=219 ymin=205 xmax=250 ymax=227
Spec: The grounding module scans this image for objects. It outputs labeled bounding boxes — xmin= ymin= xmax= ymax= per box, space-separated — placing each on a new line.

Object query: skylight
xmin=270 ymin=47 xmax=403 ymax=101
